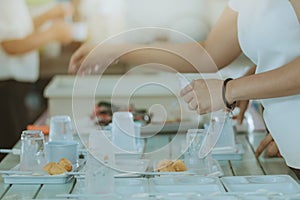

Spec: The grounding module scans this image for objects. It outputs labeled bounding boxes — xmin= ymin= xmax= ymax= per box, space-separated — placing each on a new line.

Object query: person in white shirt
xmin=0 ymin=0 xmax=73 ymax=160
xmin=68 ymin=0 xmax=300 ymax=178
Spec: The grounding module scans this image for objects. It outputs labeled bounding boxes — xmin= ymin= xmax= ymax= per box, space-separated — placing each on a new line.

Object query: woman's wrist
xmin=224 ymin=78 xmax=236 ymax=107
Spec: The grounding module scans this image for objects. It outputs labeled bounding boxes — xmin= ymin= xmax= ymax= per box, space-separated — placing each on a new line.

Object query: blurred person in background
xmin=0 ymin=0 xmax=73 ymax=160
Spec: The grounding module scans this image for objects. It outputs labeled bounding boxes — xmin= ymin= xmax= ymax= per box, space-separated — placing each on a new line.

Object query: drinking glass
xmin=49 ymin=115 xmax=73 ymax=142
xmin=20 ymin=130 xmax=46 ymax=171
xmin=85 ymin=130 xmax=115 ymax=194
xmin=184 ymin=129 xmax=213 ymax=175
xmin=111 ymin=112 xmax=137 ymax=152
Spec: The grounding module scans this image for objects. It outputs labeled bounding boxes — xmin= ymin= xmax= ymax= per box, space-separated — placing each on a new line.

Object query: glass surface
xmin=184 ymin=129 xmax=213 ymax=175
xmin=49 ymin=115 xmax=73 ymax=142
xmin=20 ymin=130 xmax=46 ymax=171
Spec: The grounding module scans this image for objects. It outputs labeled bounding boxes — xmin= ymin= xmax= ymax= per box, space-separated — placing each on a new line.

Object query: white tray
xmin=221 ymin=175 xmax=300 ymax=195
xmin=212 ymin=144 xmax=244 ymax=161
xmin=114 ymin=178 xmax=148 ymax=196
xmin=0 ymin=160 xmax=85 ymax=184
xmin=149 ymin=175 xmax=225 ymax=195
xmin=2 ymin=173 xmax=73 ymax=184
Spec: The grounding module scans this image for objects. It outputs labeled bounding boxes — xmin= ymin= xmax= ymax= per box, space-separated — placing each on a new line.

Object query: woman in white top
xmin=0 ymin=0 xmax=73 ymax=160
xmin=181 ymin=0 xmax=300 ymax=175
xmin=69 ymin=0 xmax=300 ymax=177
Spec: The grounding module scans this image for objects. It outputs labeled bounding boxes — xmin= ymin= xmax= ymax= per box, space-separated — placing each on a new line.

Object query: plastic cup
xmin=20 ymin=130 xmax=46 ymax=171
xmin=45 ymin=140 xmax=78 ymax=164
xmin=111 ymin=112 xmax=137 ymax=152
xmin=49 ymin=115 xmax=73 ymax=142
xmin=184 ymin=129 xmax=213 ymax=175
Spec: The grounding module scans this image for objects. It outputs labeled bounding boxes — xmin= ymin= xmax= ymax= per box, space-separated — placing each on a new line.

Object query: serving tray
xmin=221 ymin=175 xmax=300 ymax=195
xmin=0 ymin=160 xmax=85 ymax=184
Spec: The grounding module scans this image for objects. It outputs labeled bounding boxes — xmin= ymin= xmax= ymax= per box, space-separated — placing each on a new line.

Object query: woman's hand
xmin=68 ymin=43 xmax=128 ymax=75
xmin=233 ymin=100 xmax=249 ymax=124
xmin=45 ymin=3 xmax=74 ymax=20
xmin=255 ymin=133 xmax=281 ymax=158
xmin=180 ymin=79 xmax=225 ymax=114
xmin=68 ymin=43 xmax=96 ymax=74
xmin=49 ymin=21 xmax=73 ymax=45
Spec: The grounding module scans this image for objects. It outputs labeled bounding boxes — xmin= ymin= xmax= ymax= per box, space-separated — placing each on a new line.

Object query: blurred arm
xmin=1 ymin=22 xmax=72 ymax=55
xmin=33 ymin=4 xmax=73 ymax=29
xmin=119 ymin=6 xmax=242 ymax=73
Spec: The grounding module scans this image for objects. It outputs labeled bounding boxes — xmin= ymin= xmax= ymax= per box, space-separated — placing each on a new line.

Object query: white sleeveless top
xmin=229 ymin=0 xmax=300 ymax=168
xmin=0 ymin=0 xmax=38 ymax=82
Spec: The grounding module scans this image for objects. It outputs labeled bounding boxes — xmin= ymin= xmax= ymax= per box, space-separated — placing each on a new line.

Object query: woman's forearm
xmin=227 ymin=57 xmax=300 ymax=103
xmin=33 ymin=13 xmax=51 ymax=29
xmin=118 ymin=6 xmax=242 ymax=73
xmin=33 ymin=4 xmax=71 ymax=29
xmin=118 ymin=43 xmax=220 ymax=73
xmin=1 ymin=30 xmax=54 ymax=55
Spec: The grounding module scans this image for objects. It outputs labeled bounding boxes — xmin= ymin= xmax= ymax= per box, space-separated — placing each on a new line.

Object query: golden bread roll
xmin=58 ymin=158 xmax=72 ymax=172
xmin=157 ymin=159 xmax=187 ymax=172
xmin=43 ymin=162 xmax=67 ymax=175
xmin=172 ymin=159 xmax=187 ymax=172
xmin=43 ymin=158 xmax=73 ymax=175
xmin=48 ymin=163 xmax=67 ymax=175
xmin=43 ymin=162 xmax=56 ymax=172
xmin=157 ymin=159 xmax=175 ymax=172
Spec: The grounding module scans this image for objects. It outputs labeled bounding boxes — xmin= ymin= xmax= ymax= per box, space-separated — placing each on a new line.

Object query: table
xmin=0 ymin=130 xmax=298 ymax=199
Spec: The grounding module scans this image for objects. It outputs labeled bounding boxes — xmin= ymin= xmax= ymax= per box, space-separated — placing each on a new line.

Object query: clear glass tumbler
xmin=85 ymin=130 xmax=115 ymax=194
xmin=20 ymin=130 xmax=46 ymax=171
xmin=184 ymin=129 xmax=213 ymax=175
xmin=49 ymin=115 xmax=73 ymax=142
xmin=111 ymin=112 xmax=137 ymax=152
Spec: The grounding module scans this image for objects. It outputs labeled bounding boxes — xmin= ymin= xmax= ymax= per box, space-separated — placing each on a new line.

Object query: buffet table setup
xmin=0 ymin=74 xmax=299 ymax=200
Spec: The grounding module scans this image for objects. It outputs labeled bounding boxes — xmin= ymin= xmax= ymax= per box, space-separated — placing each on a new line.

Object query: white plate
xmin=221 ymin=175 xmax=300 ymax=195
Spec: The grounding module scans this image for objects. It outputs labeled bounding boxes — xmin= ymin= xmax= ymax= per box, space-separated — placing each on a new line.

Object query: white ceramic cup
xmin=45 ymin=140 xmax=78 ymax=164
xmin=49 ymin=115 xmax=73 ymax=142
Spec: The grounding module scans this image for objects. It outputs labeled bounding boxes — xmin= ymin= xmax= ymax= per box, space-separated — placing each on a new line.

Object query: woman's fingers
xmin=180 ymin=82 xmax=194 ymax=97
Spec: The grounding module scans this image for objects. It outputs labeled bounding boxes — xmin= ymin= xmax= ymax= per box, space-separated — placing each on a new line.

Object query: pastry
xmin=58 ymin=158 xmax=72 ymax=172
xmin=157 ymin=159 xmax=187 ymax=172
xmin=43 ymin=162 xmax=67 ymax=175
xmin=172 ymin=159 xmax=187 ymax=172
xmin=43 ymin=162 xmax=56 ymax=172
xmin=157 ymin=159 xmax=175 ymax=172
xmin=43 ymin=158 xmax=73 ymax=175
